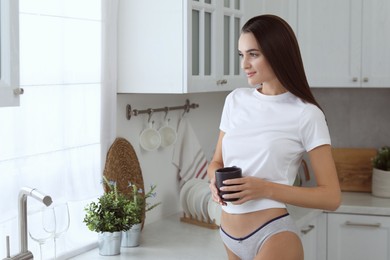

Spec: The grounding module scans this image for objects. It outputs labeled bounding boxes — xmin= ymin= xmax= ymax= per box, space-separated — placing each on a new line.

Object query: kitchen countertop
xmin=70 ymin=192 xmax=390 ymax=260
xmin=331 ymin=192 xmax=390 ymax=216
xmin=69 ymin=213 xmax=226 ymax=260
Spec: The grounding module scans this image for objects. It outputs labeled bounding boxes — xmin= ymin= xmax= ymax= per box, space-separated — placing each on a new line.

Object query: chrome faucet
xmin=3 ymin=187 xmax=52 ymax=260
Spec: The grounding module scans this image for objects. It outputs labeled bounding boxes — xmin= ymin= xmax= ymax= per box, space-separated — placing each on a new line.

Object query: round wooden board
xmin=103 ymin=137 xmax=145 ymax=223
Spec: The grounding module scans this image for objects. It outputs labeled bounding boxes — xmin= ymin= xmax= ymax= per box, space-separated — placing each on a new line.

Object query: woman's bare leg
xmin=224 ymin=243 xmax=241 ymax=260
xmin=255 ymin=231 xmax=303 ymax=260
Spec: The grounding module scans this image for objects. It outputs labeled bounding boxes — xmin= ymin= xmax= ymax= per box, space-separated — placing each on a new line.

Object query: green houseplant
xmin=83 ymin=177 xmax=134 ymax=255
xmin=372 ymin=146 xmax=390 ymax=171
xmin=121 ymin=182 xmax=161 ymax=247
xmin=127 ymin=182 xmax=161 ymax=225
xmin=372 ymin=146 xmax=390 ymax=198
xmin=83 ymin=177 xmax=134 ymax=233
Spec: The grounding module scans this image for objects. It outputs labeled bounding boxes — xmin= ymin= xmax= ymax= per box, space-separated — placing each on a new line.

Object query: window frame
xmin=0 ymin=0 xmax=20 ymax=107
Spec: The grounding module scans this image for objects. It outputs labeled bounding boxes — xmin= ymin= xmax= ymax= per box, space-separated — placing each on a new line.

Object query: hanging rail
xmin=126 ymin=99 xmax=199 ymax=120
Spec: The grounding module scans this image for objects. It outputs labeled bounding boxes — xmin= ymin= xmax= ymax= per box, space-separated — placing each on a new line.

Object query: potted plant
xmin=372 ymin=146 xmax=390 ymax=198
xmin=83 ymin=177 xmax=134 ymax=256
xmin=121 ymin=182 xmax=161 ymax=247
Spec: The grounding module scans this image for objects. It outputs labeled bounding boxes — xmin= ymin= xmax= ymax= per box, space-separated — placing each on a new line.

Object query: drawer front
xmin=327 ymin=213 xmax=390 ymax=260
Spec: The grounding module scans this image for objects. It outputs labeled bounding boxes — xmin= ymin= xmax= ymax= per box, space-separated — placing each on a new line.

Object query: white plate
xmin=199 ymin=184 xmax=211 ymax=220
xmin=187 ymin=180 xmax=203 ymax=218
xmin=207 ymin=196 xmax=222 ymax=226
xmin=191 ymin=182 xmax=203 ymax=219
xmin=180 ymin=179 xmax=201 ymax=217
xmin=214 ymin=203 xmax=222 ymax=226
xmin=207 ymin=196 xmax=216 ymax=223
xmin=186 ymin=183 xmax=196 ymax=217
xmin=192 ymin=181 xmax=209 ymax=220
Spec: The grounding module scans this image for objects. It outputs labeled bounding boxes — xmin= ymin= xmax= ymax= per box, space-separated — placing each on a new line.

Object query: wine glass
xmin=53 ymin=202 xmax=70 ymax=259
xmin=28 ymin=207 xmax=56 ymax=260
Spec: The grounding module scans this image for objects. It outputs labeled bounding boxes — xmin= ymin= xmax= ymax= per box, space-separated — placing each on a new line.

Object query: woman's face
xmin=238 ymin=32 xmax=280 ymax=88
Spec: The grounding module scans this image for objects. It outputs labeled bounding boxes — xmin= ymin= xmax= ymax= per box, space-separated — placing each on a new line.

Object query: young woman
xmin=207 ymin=15 xmax=341 ymax=260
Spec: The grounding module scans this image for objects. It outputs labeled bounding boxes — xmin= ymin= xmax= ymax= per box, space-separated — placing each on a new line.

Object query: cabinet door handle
xmin=300 ymin=225 xmax=315 ymax=235
xmin=13 ymin=88 xmax=24 ymax=95
xmin=352 ymin=77 xmax=358 ymax=82
xmin=345 ymin=221 xmax=381 ymax=228
xmin=217 ymin=79 xmax=228 ymax=85
xmin=363 ymin=77 xmax=369 ymax=83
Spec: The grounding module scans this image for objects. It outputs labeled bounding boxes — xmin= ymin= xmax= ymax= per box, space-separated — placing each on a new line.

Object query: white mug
xmin=139 ymin=121 xmax=161 ymax=151
xmin=158 ymin=119 xmax=177 ymax=148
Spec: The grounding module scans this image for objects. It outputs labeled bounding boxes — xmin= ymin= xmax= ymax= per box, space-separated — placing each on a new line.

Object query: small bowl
xmin=159 ymin=124 xmax=177 ymax=148
xmin=139 ymin=123 xmax=161 ymax=151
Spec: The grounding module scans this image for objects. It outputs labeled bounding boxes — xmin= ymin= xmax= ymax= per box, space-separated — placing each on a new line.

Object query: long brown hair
xmin=241 ymin=14 xmax=322 ymax=110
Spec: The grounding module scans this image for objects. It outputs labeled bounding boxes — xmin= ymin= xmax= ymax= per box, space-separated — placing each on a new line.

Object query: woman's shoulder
xmin=299 ymin=102 xmax=326 ymax=121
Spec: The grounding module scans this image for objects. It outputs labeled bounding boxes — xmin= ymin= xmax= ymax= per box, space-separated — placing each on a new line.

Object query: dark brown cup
xmin=215 ymin=166 xmax=242 ymax=202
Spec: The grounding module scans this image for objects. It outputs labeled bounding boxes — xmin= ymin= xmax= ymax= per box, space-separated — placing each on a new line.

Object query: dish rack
xmin=180 ymin=212 xmax=219 ymax=229
xmin=179 ymin=178 xmax=221 ymax=229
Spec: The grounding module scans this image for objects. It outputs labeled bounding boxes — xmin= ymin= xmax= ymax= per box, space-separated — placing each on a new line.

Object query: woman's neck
xmin=258 ymin=83 xmax=287 ymax=95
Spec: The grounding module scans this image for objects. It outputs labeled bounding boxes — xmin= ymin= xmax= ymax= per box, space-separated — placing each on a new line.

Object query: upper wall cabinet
xmin=0 ymin=0 xmax=20 ymax=107
xmin=117 ymin=0 xmax=249 ymax=94
xmin=246 ymin=0 xmax=298 ymax=33
xmin=298 ymin=0 xmax=390 ymax=88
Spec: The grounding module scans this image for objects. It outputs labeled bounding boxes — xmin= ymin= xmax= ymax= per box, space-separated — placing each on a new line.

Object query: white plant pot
xmin=372 ymin=168 xmax=390 ymax=198
xmin=98 ymin=231 xmax=122 ymax=256
xmin=121 ymin=223 xmax=142 ymax=247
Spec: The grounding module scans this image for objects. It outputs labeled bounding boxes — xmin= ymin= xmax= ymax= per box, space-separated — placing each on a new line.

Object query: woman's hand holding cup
xmin=215 ymin=166 xmax=242 ymax=203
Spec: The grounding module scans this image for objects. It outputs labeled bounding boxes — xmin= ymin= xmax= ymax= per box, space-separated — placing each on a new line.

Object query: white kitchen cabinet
xmin=118 ymin=0 xmax=248 ymax=94
xmin=299 ymin=213 xmax=326 ymax=260
xmin=327 ymin=213 xmax=390 ymax=260
xmin=298 ymin=0 xmax=390 ymax=88
xmin=246 ymin=0 xmax=297 ymax=33
xmin=0 ymin=0 xmax=20 ymax=107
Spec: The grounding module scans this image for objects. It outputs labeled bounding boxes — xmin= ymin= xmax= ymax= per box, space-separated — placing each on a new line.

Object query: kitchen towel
xmin=172 ymin=117 xmax=208 ymax=190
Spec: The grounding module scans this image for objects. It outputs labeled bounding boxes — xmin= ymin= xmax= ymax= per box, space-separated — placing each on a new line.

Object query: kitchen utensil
xmin=28 ymin=207 xmax=56 ymax=260
xmin=103 ymin=138 xmax=145 ymax=225
xmin=139 ymin=121 xmax=161 ymax=151
xmin=332 ymin=148 xmax=377 ymax=192
xmin=207 ymin=197 xmax=222 ymax=226
xmin=158 ymin=119 xmax=177 ymax=148
xmin=180 ymin=179 xmax=201 ymax=217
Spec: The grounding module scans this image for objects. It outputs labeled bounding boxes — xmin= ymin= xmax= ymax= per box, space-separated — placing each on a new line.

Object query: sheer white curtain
xmin=0 ymin=0 xmax=117 ymax=258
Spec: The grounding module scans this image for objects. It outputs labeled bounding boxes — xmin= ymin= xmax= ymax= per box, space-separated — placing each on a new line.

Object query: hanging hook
xmin=163 ymin=107 xmax=169 ymax=121
xmin=147 ymin=109 xmax=154 ymax=123
xmin=182 ymin=99 xmax=190 ymax=117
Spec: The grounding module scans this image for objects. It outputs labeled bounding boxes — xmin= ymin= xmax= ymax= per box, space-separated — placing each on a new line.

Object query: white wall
xmin=115 ymin=88 xmax=390 ymax=224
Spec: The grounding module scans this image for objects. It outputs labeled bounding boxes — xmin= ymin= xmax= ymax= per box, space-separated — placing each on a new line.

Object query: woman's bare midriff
xmin=220 ymin=207 xmax=288 ymax=238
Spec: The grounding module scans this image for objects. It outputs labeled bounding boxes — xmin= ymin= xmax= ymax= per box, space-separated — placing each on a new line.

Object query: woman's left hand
xmin=220 ymin=176 xmax=266 ymax=204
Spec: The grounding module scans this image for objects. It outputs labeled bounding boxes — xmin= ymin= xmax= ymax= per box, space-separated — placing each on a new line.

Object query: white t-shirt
xmin=219 ymin=87 xmax=331 ymax=214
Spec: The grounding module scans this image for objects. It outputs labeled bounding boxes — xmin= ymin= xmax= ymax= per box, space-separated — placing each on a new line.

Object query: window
xmin=0 ymin=1 xmax=102 ymax=258
xmin=0 ymin=0 xmax=20 ymax=107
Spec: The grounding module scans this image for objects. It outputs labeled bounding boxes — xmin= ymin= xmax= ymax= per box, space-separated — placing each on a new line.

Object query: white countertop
xmin=69 ymin=214 xmax=226 ymax=260
xmin=70 ymin=192 xmax=390 ymax=260
xmin=332 ymin=192 xmax=390 ymax=216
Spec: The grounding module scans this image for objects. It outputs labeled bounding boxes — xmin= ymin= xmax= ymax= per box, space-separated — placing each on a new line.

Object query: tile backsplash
xmin=313 ymin=88 xmax=390 ymax=148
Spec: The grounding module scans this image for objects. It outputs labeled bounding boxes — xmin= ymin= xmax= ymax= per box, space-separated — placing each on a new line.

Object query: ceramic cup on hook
xmin=139 ymin=111 xmax=161 ymax=151
xmin=158 ymin=118 xmax=177 ymax=148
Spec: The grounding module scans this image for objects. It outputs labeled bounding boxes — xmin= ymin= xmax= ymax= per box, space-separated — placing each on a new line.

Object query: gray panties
xmin=219 ymin=213 xmax=299 ymax=260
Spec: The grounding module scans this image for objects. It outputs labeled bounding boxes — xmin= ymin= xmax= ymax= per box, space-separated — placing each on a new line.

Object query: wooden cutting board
xmin=332 ymin=148 xmax=377 ymax=192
